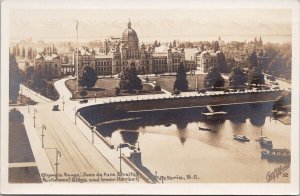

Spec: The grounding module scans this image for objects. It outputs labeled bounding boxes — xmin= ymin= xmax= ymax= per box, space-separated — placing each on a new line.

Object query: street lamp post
xmin=33 ymin=108 xmax=37 ymax=127
xmin=44 ymin=148 xmax=61 ymax=181
xmin=62 ymin=96 xmax=65 ymax=111
xmin=41 ymin=124 xmax=46 ymax=148
xmin=94 ymin=92 xmax=96 ymax=103
xmin=119 ymin=144 xmax=122 ymax=173
xmin=28 ymin=104 xmax=30 ymax=113
xmin=91 ymin=126 xmax=95 ymax=144
xmin=73 ymin=107 xmax=77 ymax=124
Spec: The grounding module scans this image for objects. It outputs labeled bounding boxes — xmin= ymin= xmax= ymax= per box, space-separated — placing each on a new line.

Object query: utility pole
xmin=33 ymin=108 xmax=37 ymax=127
xmin=73 ymin=107 xmax=77 ymax=124
xmin=62 ymin=96 xmax=65 ymax=111
xmin=91 ymin=126 xmax=95 ymax=144
xmin=44 ymin=148 xmax=61 ymax=181
xmin=41 ymin=124 xmax=46 ymax=148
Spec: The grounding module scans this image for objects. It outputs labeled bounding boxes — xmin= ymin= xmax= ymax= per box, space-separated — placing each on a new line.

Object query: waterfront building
xmin=74 ymin=21 xmax=194 ymax=77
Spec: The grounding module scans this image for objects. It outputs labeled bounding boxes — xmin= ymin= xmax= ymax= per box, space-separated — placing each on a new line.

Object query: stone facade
xmin=75 ymin=21 xmax=192 ymax=76
xmin=34 ymin=54 xmax=61 ymax=78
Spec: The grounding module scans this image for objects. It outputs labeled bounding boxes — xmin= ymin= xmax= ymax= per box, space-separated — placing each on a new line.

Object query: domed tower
xmin=121 ymin=20 xmax=139 ymax=51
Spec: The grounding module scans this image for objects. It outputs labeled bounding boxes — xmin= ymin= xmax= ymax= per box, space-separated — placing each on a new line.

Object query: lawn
xmin=65 ymin=78 xmax=162 ymax=99
xmin=146 ymin=74 xmax=229 ymax=92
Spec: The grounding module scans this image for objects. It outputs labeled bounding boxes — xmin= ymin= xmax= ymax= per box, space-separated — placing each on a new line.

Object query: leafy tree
xmin=216 ymin=51 xmax=227 ymax=73
xmin=21 ymin=47 xmax=26 ymax=58
xmin=31 ymin=70 xmax=46 ymax=90
xmin=79 ymin=66 xmax=98 ymax=88
xmin=204 ymin=67 xmax=225 ymax=88
xmin=249 ymin=50 xmax=258 ymax=67
xmin=229 ymin=66 xmax=247 ymax=87
xmin=153 ymin=85 xmax=161 ymax=93
xmin=173 ymin=62 xmax=189 ymax=91
xmin=248 ymin=67 xmax=265 ymax=86
xmin=115 ymin=87 xmax=121 ymax=96
xmin=119 ymin=64 xmax=143 ymax=92
xmin=9 ymin=54 xmax=20 ymax=103
xmin=79 ymin=90 xmax=87 ymax=98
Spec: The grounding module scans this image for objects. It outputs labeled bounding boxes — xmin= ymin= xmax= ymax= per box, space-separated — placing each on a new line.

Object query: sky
xmin=10 ymin=9 xmax=292 ymax=43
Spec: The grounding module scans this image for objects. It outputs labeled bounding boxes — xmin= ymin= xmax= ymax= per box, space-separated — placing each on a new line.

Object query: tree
xmin=79 ymin=66 xmax=98 ymax=88
xmin=79 ymin=90 xmax=87 ymax=98
xmin=153 ymin=85 xmax=161 ymax=93
xmin=229 ymin=66 xmax=247 ymax=87
xmin=115 ymin=87 xmax=121 ymax=96
xmin=249 ymin=50 xmax=258 ymax=67
xmin=173 ymin=40 xmax=177 ymax=48
xmin=173 ymin=62 xmax=189 ymax=91
xmin=25 ymin=66 xmax=34 ymax=81
xmin=204 ymin=67 xmax=225 ymax=88
xmin=31 ymin=70 xmax=46 ymax=90
xmin=216 ymin=51 xmax=227 ymax=73
xmin=9 ymin=54 xmax=20 ymax=103
xmin=119 ymin=64 xmax=143 ymax=92
xmin=21 ymin=47 xmax=26 ymax=58
xmin=248 ymin=67 xmax=265 ymax=86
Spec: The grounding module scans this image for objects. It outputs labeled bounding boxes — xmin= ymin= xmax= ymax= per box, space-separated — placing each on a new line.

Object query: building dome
xmin=121 ymin=20 xmax=139 ymax=50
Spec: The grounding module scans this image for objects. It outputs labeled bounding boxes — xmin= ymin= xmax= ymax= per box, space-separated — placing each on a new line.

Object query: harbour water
xmin=82 ymin=103 xmax=291 ymax=183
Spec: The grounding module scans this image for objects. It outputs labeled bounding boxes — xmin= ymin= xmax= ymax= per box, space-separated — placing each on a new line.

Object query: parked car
xmin=198 ymin=89 xmax=206 ymax=94
xmin=79 ymin=99 xmax=88 ymax=104
xmin=172 ymin=90 xmax=181 ymax=96
xmin=52 ymin=105 xmax=59 ymax=111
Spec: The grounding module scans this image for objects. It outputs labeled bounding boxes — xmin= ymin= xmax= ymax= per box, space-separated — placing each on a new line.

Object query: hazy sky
xmin=10 ymin=9 xmax=291 ymax=43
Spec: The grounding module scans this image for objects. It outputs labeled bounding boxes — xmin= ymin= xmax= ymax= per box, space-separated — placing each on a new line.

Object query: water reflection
xmin=80 ymin=102 xmax=290 ymax=183
xmin=120 ymin=131 xmax=139 ymax=145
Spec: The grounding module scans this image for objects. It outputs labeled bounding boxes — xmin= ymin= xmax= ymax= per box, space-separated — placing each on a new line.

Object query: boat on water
xmin=261 ymin=148 xmax=291 ymax=162
xmin=258 ymin=136 xmax=273 ymax=150
xmin=233 ymin=135 xmax=250 ymax=142
xmin=199 ymin=127 xmax=212 ymax=131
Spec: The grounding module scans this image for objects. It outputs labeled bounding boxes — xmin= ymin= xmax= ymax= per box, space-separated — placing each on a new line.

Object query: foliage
xmin=79 ymin=90 xmax=88 ymax=98
xmin=204 ymin=67 xmax=225 ymax=88
xmin=153 ymin=85 xmax=161 ymax=93
xmin=115 ymin=87 xmax=121 ymax=96
xmin=216 ymin=51 xmax=227 ymax=73
xmin=9 ymin=54 xmax=20 ymax=103
xmin=248 ymin=67 xmax=265 ymax=86
xmin=119 ymin=65 xmax=143 ymax=92
xmin=229 ymin=66 xmax=247 ymax=87
xmin=79 ymin=66 xmax=98 ymax=88
xmin=249 ymin=50 xmax=258 ymax=67
xmin=9 ymin=108 xmax=24 ymax=123
xmin=173 ymin=62 xmax=189 ymax=91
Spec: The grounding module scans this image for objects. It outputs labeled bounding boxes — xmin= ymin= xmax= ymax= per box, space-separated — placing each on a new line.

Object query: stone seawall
xmin=112 ymin=90 xmax=282 ymax=112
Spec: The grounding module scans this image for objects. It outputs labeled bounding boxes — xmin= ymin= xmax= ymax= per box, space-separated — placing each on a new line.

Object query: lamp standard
xmin=41 ymin=124 xmax=46 ymax=148
xmin=44 ymin=148 xmax=61 ymax=181
xmin=91 ymin=126 xmax=95 ymax=144
xmin=73 ymin=107 xmax=77 ymax=124
xmin=94 ymin=92 xmax=96 ymax=103
xmin=62 ymin=96 xmax=65 ymax=111
xmin=33 ymin=108 xmax=37 ymax=127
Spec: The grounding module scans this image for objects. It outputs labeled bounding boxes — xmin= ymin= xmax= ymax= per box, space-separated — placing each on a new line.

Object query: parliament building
xmin=74 ymin=21 xmax=195 ymax=76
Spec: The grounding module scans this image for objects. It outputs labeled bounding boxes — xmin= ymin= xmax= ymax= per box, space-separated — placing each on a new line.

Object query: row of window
xmin=96 ymin=67 xmax=111 ymax=71
xmin=96 ymin=61 xmax=112 ymax=66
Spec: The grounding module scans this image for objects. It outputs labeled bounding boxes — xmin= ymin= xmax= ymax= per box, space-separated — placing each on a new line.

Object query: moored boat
xmin=233 ymin=135 xmax=250 ymax=142
xmin=199 ymin=127 xmax=212 ymax=131
xmin=258 ymin=136 xmax=273 ymax=150
xmin=261 ymin=148 xmax=291 ymax=162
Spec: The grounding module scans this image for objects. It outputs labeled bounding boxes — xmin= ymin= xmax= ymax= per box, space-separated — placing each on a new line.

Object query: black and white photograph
xmin=1 ymin=0 xmax=299 ymax=195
